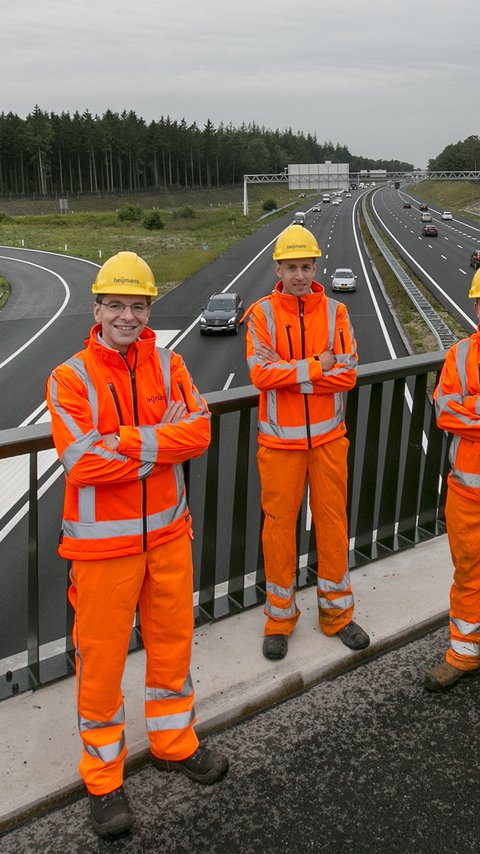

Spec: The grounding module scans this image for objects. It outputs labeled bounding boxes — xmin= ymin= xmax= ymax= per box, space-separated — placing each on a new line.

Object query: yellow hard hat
xmin=272 ymin=225 xmax=322 ymax=261
xmin=468 ymin=268 xmax=480 ymax=299
xmin=92 ymin=251 xmax=157 ymax=297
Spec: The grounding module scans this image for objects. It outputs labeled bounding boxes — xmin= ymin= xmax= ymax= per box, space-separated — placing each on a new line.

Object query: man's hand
xmin=255 ymin=343 xmax=281 ymax=363
xmin=160 ymin=400 xmax=188 ymax=424
xmin=319 ymin=350 xmax=336 ymax=371
xmin=102 ymin=432 xmax=119 ymax=451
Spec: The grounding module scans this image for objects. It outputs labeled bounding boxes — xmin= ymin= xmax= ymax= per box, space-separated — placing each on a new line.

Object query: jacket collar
xmin=86 ymin=324 xmax=157 ymax=367
xmin=274 ymin=280 xmax=326 ymax=314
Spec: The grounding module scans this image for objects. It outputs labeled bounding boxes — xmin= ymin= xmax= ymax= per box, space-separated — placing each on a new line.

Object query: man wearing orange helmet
xmin=245 ymin=225 xmax=370 ymax=661
xmin=426 ymin=268 xmax=480 ymax=692
xmin=46 ymin=252 xmax=228 ymax=839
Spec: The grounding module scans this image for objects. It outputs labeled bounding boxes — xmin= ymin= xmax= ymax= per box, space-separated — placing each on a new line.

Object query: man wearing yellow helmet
xmin=426 ymin=267 xmax=480 ymax=691
xmin=46 ymin=252 xmax=228 ymax=839
xmin=245 ymin=225 xmax=370 ymax=661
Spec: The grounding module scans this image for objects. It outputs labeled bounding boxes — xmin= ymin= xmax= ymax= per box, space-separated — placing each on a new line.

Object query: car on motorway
xmin=331 ymin=268 xmax=357 ymax=292
xmin=470 ymin=250 xmax=480 ymax=269
xmin=420 ymin=212 xmax=433 ymax=222
xmin=403 ymin=202 xmax=411 ymax=209
xmin=292 ymin=211 xmax=306 ymax=225
xmin=422 ymin=224 xmax=438 ymax=237
xmin=419 ymin=203 xmax=429 ymax=211
xmin=345 ymin=192 xmax=352 ymax=198
xmin=298 ymin=193 xmax=306 ymax=198
xmin=312 ymin=203 xmax=322 ymax=212
xmin=441 ymin=211 xmax=453 ymax=220
xmin=332 ymin=197 xmax=342 ymax=205
xmin=199 ymin=292 xmax=245 ymax=335
xmin=322 ymin=194 xmax=331 ymax=203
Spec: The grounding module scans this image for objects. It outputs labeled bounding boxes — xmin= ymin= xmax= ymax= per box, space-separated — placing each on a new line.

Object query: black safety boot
xmin=151 ymin=743 xmax=229 ymax=785
xmin=262 ymin=634 xmax=288 ymax=660
xmin=88 ymin=785 xmax=134 ymax=839
xmin=337 ymin=620 xmax=370 ymax=650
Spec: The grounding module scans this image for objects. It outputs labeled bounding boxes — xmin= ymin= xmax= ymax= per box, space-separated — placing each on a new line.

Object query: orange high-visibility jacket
xmin=46 ymin=325 xmax=211 ymax=559
xmin=245 ymin=282 xmax=358 ymax=449
xmin=434 ymin=328 xmax=480 ymax=503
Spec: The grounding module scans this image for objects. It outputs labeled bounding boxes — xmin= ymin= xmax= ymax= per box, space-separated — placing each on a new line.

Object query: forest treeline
xmin=428 ymin=135 xmax=480 ymax=172
xmin=0 ymin=106 xmax=414 ymax=198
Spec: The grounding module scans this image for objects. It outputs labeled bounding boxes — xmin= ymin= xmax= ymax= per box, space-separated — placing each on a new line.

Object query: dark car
xmin=422 ymin=224 xmax=438 ymax=237
xmin=419 ymin=203 xmax=429 ymax=211
xmin=470 ymin=250 xmax=480 ymax=269
xmin=403 ymin=202 xmax=411 ymax=209
xmin=199 ymin=292 xmax=245 ymax=335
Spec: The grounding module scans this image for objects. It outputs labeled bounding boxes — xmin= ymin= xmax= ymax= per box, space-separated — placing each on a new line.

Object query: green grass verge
xmin=359 ymin=200 xmax=467 ymax=355
xmin=0 ymin=186 xmax=309 ymax=292
xmin=406 ymin=179 xmax=480 ymax=219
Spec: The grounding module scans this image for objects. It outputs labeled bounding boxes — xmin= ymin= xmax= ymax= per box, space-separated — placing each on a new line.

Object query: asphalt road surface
xmin=3 ymin=625 xmax=480 ymax=854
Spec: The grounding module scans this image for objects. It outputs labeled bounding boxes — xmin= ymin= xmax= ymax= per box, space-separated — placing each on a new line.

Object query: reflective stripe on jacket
xmin=46 ymin=325 xmax=211 ymax=558
xmin=434 ymin=328 xmax=480 ymax=502
xmin=245 ymin=282 xmax=358 ymax=449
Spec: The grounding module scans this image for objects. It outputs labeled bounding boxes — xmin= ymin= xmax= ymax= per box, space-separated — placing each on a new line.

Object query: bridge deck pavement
xmin=0 ymin=534 xmax=452 ymax=834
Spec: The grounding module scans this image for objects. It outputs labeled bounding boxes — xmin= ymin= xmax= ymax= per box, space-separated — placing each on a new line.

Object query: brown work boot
xmin=424 ymin=661 xmax=467 ymax=692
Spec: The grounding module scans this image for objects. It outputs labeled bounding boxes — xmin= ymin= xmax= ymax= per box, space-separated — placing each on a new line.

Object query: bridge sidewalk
xmin=0 ymin=535 xmax=453 ymax=833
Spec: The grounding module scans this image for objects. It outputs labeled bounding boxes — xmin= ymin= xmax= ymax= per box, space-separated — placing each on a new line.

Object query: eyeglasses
xmin=98 ymin=301 xmax=150 ymax=315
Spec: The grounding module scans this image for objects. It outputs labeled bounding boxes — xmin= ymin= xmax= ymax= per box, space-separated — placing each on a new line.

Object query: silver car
xmin=331 ymin=268 xmax=357 ymax=292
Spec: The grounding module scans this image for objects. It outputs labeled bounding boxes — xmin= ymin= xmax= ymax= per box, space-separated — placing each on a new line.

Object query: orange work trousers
xmin=69 ymin=531 xmax=198 ymax=795
xmin=257 ymin=438 xmax=354 ymax=638
xmin=445 ymin=488 xmax=480 ymax=672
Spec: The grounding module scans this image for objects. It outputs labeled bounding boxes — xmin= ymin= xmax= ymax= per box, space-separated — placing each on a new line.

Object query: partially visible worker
xmin=46 ymin=252 xmax=228 ymax=840
xmin=245 ymin=224 xmax=370 ymax=661
xmin=425 ymin=267 xmax=480 ymax=691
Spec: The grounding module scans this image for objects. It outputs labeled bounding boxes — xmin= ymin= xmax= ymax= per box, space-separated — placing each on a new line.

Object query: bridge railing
xmin=0 ymin=351 xmax=449 ymax=700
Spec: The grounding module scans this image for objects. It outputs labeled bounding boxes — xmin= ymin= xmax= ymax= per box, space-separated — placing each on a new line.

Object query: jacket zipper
xmin=116 ymin=352 xmax=148 ymax=553
xmin=298 ymin=300 xmax=312 ymax=448
xmin=108 ymin=382 xmax=123 ymax=423
xmin=129 ymin=353 xmax=148 ymax=552
xmin=285 ymin=325 xmax=294 ymax=360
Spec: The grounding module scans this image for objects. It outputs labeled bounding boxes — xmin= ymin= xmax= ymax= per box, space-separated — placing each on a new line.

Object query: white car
xmin=441 ymin=211 xmax=453 ymax=220
xmin=331 ymin=268 xmax=357 ymax=292
xmin=332 ymin=197 xmax=342 ymax=205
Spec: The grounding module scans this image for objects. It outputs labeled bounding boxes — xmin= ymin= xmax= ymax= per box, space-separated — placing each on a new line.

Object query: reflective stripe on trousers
xmin=445 ymin=488 xmax=480 ymax=672
xmin=258 ymin=439 xmax=354 ymax=638
xmin=70 ymin=532 xmax=198 ymax=795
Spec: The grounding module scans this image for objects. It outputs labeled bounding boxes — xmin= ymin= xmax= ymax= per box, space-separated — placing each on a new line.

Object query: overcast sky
xmin=2 ymin=0 xmax=478 ymax=169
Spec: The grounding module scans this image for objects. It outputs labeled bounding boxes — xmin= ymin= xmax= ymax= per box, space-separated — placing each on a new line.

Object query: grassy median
xmin=0 ymin=186 xmax=307 ymax=294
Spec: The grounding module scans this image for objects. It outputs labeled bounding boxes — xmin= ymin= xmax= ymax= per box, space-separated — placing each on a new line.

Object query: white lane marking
xmin=351 ymin=196 xmax=398 ymax=359
xmin=169 ymin=233 xmax=279 ymax=349
xmin=223 ymin=373 xmax=235 ymax=390
xmin=0 ymin=409 xmax=59 ymax=542
xmin=0 ymin=244 xmax=101 ymax=267
xmin=457 ymin=245 xmax=463 ymax=249
xmin=459 ymin=269 xmax=467 ymax=275
xmin=441 ymin=255 xmax=447 ymax=260
xmin=371 ymin=197 xmax=475 ymax=330
xmin=153 ymin=330 xmax=180 ymax=348
xmin=0 ymin=256 xmax=71 ymax=370
xmin=20 ymin=400 xmax=48 ymax=426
